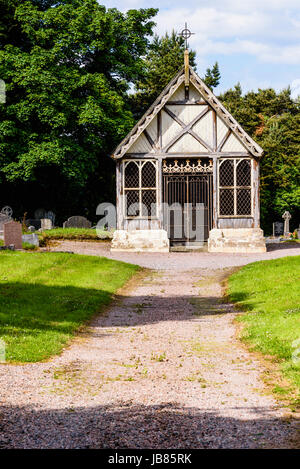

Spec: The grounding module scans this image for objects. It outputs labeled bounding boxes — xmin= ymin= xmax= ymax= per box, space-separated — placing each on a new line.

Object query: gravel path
xmin=49 ymin=240 xmax=300 ymax=270
xmin=0 ymin=244 xmax=299 ymax=448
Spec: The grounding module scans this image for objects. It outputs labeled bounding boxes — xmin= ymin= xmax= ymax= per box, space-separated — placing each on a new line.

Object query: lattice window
xmin=236 ymin=159 xmax=251 ymax=186
xmin=219 ymin=159 xmax=234 ymax=186
xmin=218 ymin=158 xmax=252 ymax=216
xmin=124 ymin=160 xmax=158 ymax=218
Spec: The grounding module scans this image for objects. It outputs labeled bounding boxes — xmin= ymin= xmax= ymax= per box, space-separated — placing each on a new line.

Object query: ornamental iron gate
xmin=162 ymin=159 xmax=213 ymax=245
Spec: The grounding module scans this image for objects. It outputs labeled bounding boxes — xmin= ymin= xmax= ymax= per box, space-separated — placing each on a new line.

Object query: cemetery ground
xmin=0 ymin=246 xmax=299 ymax=448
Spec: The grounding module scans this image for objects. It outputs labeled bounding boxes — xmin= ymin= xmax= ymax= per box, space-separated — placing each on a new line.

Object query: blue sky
xmin=102 ymin=0 xmax=300 ymax=97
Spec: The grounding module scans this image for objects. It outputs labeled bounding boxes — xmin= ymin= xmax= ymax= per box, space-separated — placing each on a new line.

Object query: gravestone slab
xmin=45 ymin=211 xmax=55 ymax=225
xmin=63 ymin=216 xmax=91 ymax=229
xmin=0 ymin=213 xmax=12 ymax=231
xmin=4 ymin=221 xmax=22 ymax=249
xmin=273 ymin=222 xmax=284 ymax=237
xmin=22 ymin=234 xmax=39 ymax=247
xmin=41 ymin=218 xmax=53 ymax=230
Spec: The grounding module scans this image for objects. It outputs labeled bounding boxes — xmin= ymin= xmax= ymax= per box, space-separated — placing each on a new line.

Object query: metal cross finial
xmin=179 ymin=22 xmax=195 ymax=49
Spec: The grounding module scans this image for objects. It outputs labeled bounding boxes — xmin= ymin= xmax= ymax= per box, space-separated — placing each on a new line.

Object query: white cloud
xmin=103 ymin=0 xmax=300 ymax=91
xmin=154 ymin=6 xmax=300 ymax=65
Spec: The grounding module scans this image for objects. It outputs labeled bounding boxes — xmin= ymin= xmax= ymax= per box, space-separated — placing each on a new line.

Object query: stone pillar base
xmin=208 ymin=228 xmax=266 ymax=253
xmin=111 ymin=229 xmax=170 ymax=252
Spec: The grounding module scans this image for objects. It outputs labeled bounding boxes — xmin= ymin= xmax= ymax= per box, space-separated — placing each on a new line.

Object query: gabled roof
xmin=111 ymin=65 xmax=263 ymax=159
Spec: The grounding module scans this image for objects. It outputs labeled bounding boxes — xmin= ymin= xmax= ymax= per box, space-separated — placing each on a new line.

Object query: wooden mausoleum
xmin=110 ymin=52 xmax=266 ymax=253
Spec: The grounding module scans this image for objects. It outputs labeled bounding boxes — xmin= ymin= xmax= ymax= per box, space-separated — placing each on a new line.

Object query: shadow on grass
xmin=0 ymin=402 xmax=298 ymax=449
xmin=0 ymin=280 xmax=242 ymax=361
xmin=0 ymin=282 xmax=113 ymax=335
xmin=0 ymin=282 xmax=238 ymax=337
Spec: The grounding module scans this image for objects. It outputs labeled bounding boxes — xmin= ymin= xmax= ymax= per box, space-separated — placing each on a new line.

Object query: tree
xmin=203 ymin=62 xmax=221 ymax=90
xmin=219 ymin=85 xmax=300 ymax=232
xmin=131 ymin=31 xmax=197 ymax=117
xmin=131 ymin=32 xmax=222 ymax=118
xmin=0 ymin=0 xmax=157 ymax=221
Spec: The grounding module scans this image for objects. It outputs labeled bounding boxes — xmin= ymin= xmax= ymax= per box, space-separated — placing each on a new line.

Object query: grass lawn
xmin=0 ymin=251 xmax=139 ymax=362
xmin=39 ymin=227 xmax=113 ymax=246
xmin=228 ymin=256 xmax=300 ymax=399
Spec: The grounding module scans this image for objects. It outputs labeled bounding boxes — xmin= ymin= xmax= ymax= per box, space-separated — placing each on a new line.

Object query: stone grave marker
xmin=273 ymin=221 xmax=284 ymax=237
xmin=282 ymin=211 xmax=291 ymax=236
xmin=0 ymin=213 xmax=12 ymax=231
xmin=63 ymin=216 xmax=91 ymax=229
xmin=41 ymin=218 xmax=53 ymax=230
xmin=4 ymin=221 xmax=22 ymax=249
xmin=22 ymin=233 xmax=39 ymax=246
xmin=1 ymin=206 xmax=13 ymax=218
xmin=45 ymin=211 xmax=55 ymax=225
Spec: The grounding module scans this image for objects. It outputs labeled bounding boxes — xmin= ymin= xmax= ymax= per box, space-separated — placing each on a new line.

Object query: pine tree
xmin=131 ymin=31 xmax=197 ymax=117
xmin=203 ymin=62 xmax=221 ymax=90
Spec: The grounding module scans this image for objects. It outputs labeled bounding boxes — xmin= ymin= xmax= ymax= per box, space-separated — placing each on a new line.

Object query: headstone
xmin=28 ymin=226 xmax=36 ymax=232
xmin=1 ymin=206 xmax=13 ymax=218
xmin=282 ymin=211 xmax=291 ymax=236
xmin=45 ymin=211 xmax=55 ymax=225
xmin=41 ymin=218 xmax=53 ymax=230
xmin=0 ymin=213 xmax=12 ymax=231
xmin=22 ymin=234 xmax=39 ymax=247
xmin=63 ymin=216 xmax=92 ymax=229
xmin=4 ymin=221 xmax=22 ymax=249
xmin=273 ymin=222 xmax=284 ymax=237
xmin=25 ymin=219 xmax=41 ymax=230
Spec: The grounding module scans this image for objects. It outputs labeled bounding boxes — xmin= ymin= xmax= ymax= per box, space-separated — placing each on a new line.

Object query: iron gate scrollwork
xmin=163 ymin=159 xmax=213 ymax=245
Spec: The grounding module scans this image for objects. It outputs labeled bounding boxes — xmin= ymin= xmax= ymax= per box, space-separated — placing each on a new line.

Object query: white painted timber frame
xmin=123 ymin=159 xmax=159 ymax=220
xmin=217 ymin=158 xmax=253 ymax=218
xmin=111 ymin=66 xmax=263 ymax=160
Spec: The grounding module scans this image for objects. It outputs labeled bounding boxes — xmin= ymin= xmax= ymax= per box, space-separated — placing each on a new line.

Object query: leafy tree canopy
xmin=0 ymin=0 xmax=157 ymax=186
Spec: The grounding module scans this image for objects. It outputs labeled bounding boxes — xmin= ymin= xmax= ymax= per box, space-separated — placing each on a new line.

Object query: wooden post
xmin=157 ymin=158 xmax=163 ymax=230
xmin=252 ymin=158 xmax=260 ymax=228
xmin=116 ymin=161 xmax=123 ymax=230
xmin=184 ymin=49 xmax=189 ymax=100
xmin=212 ymin=156 xmax=218 ymax=228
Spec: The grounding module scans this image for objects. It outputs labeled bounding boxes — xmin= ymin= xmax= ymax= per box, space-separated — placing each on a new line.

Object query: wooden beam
xmin=163 ymin=106 xmax=212 ymax=152
xmin=217 ymin=129 xmax=231 ymax=152
xmin=125 ymin=151 xmax=251 ymax=158
xmin=167 ymin=100 xmax=206 ymax=105
xmin=212 ymin=156 xmax=217 ymax=228
xmin=212 ymin=110 xmax=217 ymax=152
xmin=144 ymin=129 xmax=155 ymax=149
